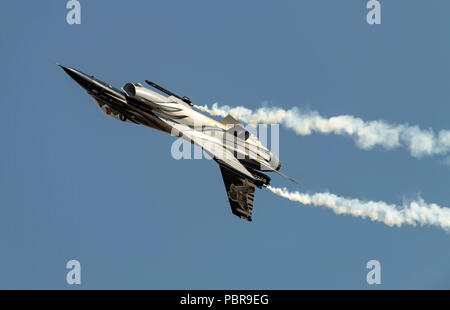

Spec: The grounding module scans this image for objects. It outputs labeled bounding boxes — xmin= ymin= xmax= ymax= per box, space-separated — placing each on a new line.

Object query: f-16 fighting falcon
xmin=59 ymin=64 xmax=290 ymax=221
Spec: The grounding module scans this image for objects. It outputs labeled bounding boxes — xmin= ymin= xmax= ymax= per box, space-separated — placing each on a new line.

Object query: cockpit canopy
xmin=123 ymin=82 xmax=170 ymax=104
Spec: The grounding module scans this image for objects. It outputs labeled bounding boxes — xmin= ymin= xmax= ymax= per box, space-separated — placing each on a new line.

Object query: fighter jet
xmin=59 ymin=65 xmax=288 ymax=221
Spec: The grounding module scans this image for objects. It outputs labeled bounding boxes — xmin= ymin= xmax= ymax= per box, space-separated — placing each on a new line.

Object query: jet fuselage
xmin=59 ymin=65 xmax=281 ymax=187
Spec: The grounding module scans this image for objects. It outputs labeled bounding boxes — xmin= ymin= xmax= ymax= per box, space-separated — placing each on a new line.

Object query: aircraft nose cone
xmin=58 ymin=64 xmax=94 ymax=90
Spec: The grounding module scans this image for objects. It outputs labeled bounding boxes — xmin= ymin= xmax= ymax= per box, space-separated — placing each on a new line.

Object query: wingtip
xmin=274 ymin=169 xmax=297 ymax=184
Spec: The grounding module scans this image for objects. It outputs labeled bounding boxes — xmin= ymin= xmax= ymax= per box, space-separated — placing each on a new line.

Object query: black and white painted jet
xmin=59 ymin=64 xmax=291 ymax=221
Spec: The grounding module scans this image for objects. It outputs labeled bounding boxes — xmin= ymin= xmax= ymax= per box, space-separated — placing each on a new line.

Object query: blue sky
xmin=1 ymin=1 xmax=450 ymax=289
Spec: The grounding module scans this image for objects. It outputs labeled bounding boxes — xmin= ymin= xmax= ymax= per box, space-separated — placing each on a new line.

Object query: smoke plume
xmin=195 ymin=104 xmax=450 ymax=158
xmin=266 ymin=186 xmax=450 ymax=231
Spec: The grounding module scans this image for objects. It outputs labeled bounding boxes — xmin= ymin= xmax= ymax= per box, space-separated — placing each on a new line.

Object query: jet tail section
xmin=226 ymin=125 xmax=250 ymax=141
xmin=220 ymin=114 xmax=241 ymax=126
xmin=221 ymin=114 xmax=250 ymax=140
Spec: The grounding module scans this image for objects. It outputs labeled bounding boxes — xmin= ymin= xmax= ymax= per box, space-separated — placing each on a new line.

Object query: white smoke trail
xmin=194 ymin=104 xmax=450 ymax=158
xmin=266 ymin=186 xmax=450 ymax=231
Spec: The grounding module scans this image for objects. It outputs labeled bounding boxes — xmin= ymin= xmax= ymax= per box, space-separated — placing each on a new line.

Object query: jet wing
xmin=166 ymin=121 xmax=260 ymax=221
xmin=170 ymin=122 xmax=257 ymax=182
xmin=219 ymin=164 xmax=256 ymax=221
